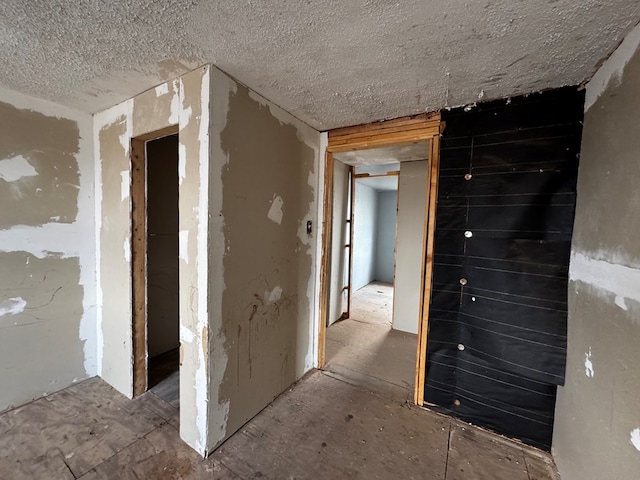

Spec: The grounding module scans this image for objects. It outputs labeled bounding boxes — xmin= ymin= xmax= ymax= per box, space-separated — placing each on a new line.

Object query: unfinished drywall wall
xmin=393 ymin=160 xmax=428 ymax=334
xmin=95 ymin=66 xmax=210 ymax=454
xmin=328 ymin=159 xmax=350 ymax=325
xmin=375 ymin=190 xmax=397 ymax=284
xmin=553 ymin=23 xmax=640 ymax=480
xmin=0 ymin=88 xmax=96 ymax=412
xmin=353 ymin=182 xmax=378 ymax=291
xmin=208 ymin=67 xmax=320 ymax=453
xmin=147 ymin=134 xmax=179 ymax=357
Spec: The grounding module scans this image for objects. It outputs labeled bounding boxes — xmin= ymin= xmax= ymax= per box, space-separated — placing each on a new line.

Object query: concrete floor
xmin=0 ymin=282 xmax=559 ymax=479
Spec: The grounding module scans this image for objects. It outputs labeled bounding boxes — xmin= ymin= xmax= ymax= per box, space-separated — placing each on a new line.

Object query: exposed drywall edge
xmin=206 ymin=66 xmax=233 ymax=452
xmin=569 ymin=251 xmax=640 ymax=315
xmin=93 ymin=110 xmax=103 ymax=376
xmin=195 ymin=66 xmax=211 ymax=453
xmin=0 ymin=87 xmax=98 ymax=377
xmin=247 ymin=87 xmax=321 ymax=373
xmin=585 ymin=21 xmax=640 ymax=111
xmin=93 ymin=98 xmax=134 ymax=397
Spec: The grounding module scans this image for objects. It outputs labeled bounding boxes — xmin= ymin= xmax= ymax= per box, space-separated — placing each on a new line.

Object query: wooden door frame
xmin=131 ymin=125 xmax=180 ymax=397
xmin=318 ymin=113 xmax=443 ymax=406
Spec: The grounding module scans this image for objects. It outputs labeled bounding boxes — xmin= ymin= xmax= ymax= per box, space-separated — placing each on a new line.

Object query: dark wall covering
xmin=424 ymin=87 xmax=584 ymax=450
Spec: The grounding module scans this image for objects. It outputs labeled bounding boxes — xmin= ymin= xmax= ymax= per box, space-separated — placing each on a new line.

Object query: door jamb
xmin=318 ymin=113 xmax=442 ymax=406
xmin=131 ymin=125 xmax=180 ymax=397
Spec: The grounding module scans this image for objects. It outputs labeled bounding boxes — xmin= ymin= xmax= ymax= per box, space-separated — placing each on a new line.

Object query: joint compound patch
xmin=615 ymin=295 xmax=628 ymax=311
xmin=179 ymin=230 xmax=189 ymax=263
xmin=155 ymin=83 xmax=169 ymax=97
xmin=0 ymin=155 xmax=38 ymax=182
xmin=585 ymin=348 xmax=594 ymax=378
xmin=0 ymin=297 xmax=27 ymax=316
xmin=124 ymin=237 xmax=131 ymax=263
xmin=631 ymin=428 xmax=640 ymax=452
xmin=120 ymin=170 xmax=130 ymax=201
xmin=267 ymin=195 xmax=284 ymax=224
xmin=266 ymin=286 xmax=283 ymax=304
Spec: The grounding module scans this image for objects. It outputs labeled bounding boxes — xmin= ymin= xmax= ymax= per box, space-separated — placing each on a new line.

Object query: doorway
xmin=131 ymin=129 xmax=180 ymax=410
xmin=318 ymin=114 xmax=442 ymax=403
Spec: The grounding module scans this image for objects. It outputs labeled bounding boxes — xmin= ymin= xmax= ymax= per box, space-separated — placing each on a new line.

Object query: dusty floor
xmin=0 ymin=282 xmax=559 ymax=479
xmin=325 ymin=281 xmax=417 ymax=401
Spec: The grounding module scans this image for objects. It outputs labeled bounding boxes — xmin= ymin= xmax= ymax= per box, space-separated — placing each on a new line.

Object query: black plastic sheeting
xmin=424 ymin=88 xmax=584 ymax=450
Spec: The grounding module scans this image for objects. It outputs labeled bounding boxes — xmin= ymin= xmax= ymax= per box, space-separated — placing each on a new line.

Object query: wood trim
xmin=317 ymin=151 xmax=334 ymax=368
xmin=353 ymin=171 xmax=399 ymax=179
xmin=329 ymin=112 xmax=440 ymax=138
xmin=328 ymin=113 xmax=441 ymax=153
xmin=414 ymin=133 xmax=441 ymax=406
xmin=131 ymin=137 xmax=147 ymax=397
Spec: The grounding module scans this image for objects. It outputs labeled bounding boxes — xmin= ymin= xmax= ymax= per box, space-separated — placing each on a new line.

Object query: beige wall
xmin=94 ymin=66 xmax=211 ymax=454
xmin=0 ymin=88 xmax=96 ymax=412
xmin=207 ymin=67 xmax=321 ymax=452
xmin=553 ymin=23 xmax=640 ymax=480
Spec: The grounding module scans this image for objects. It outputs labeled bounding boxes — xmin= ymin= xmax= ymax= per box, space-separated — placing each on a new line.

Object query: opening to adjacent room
xmin=131 ymin=129 xmax=181 ymax=410
xmin=318 ymin=113 xmax=443 ymax=402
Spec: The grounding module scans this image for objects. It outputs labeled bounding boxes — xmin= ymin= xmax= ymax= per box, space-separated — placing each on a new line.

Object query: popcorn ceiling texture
xmin=0 ymin=0 xmax=639 ymax=129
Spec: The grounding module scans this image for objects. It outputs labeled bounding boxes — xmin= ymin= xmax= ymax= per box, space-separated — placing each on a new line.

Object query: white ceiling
xmin=357 ymin=176 xmax=398 ymax=192
xmin=1 ymin=1 xmax=639 ymax=130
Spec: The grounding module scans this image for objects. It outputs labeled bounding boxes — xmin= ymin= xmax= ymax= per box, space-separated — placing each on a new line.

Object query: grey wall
xmin=375 ymin=190 xmax=397 ymax=284
xmin=328 ymin=160 xmax=350 ymax=325
xmin=353 ymin=182 xmax=377 ymax=291
xmin=0 ymin=89 xmax=96 ymax=413
xmin=146 ymin=134 xmax=180 ymax=358
xmin=393 ymin=160 xmax=428 ymax=334
xmin=553 ymin=27 xmax=640 ymax=480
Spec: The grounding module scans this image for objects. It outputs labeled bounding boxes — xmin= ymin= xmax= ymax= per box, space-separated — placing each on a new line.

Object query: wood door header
xmin=327 ymin=112 xmax=442 ymax=153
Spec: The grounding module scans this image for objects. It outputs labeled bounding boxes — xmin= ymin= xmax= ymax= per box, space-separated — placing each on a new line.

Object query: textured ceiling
xmin=1 ymin=1 xmax=639 ymax=130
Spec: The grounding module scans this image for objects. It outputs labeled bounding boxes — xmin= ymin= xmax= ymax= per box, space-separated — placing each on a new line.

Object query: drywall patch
xmin=120 ymin=170 xmax=130 ymax=202
xmin=266 ymin=286 xmax=283 ymax=304
xmin=584 ymin=348 xmax=594 ymax=378
xmin=0 ymin=155 xmax=38 ymax=182
xmin=0 ymin=297 xmax=26 ymax=317
xmin=179 ymin=229 xmax=189 ymax=263
xmin=123 ymin=237 xmax=131 ymax=263
xmin=267 ymin=195 xmax=284 ymax=225
xmin=615 ymin=295 xmax=629 ymax=311
xmin=570 ymin=251 xmax=640 ymax=320
xmin=631 ymin=428 xmax=640 ymax=451
xmin=586 ymin=22 xmax=640 ymax=111
xmin=155 ymin=83 xmax=169 ymax=96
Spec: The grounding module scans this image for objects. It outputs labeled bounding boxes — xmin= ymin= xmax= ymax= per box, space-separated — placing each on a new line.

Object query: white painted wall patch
xmin=615 ymin=295 xmax=628 ymax=311
xmin=266 ymin=285 xmax=283 ymax=304
xmin=584 ymin=347 xmax=594 ymax=378
xmin=123 ymin=237 xmax=131 ymax=263
xmin=267 ymin=195 xmax=284 ymax=225
xmin=120 ymin=170 xmax=130 ymax=202
xmin=631 ymin=428 xmax=640 ymax=452
xmin=179 ymin=230 xmax=189 ymax=264
xmin=0 ymin=155 xmax=38 ymax=182
xmin=155 ymin=83 xmax=169 ymax=96
xmin=0 ymin=297 xmax=27 ymax=316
